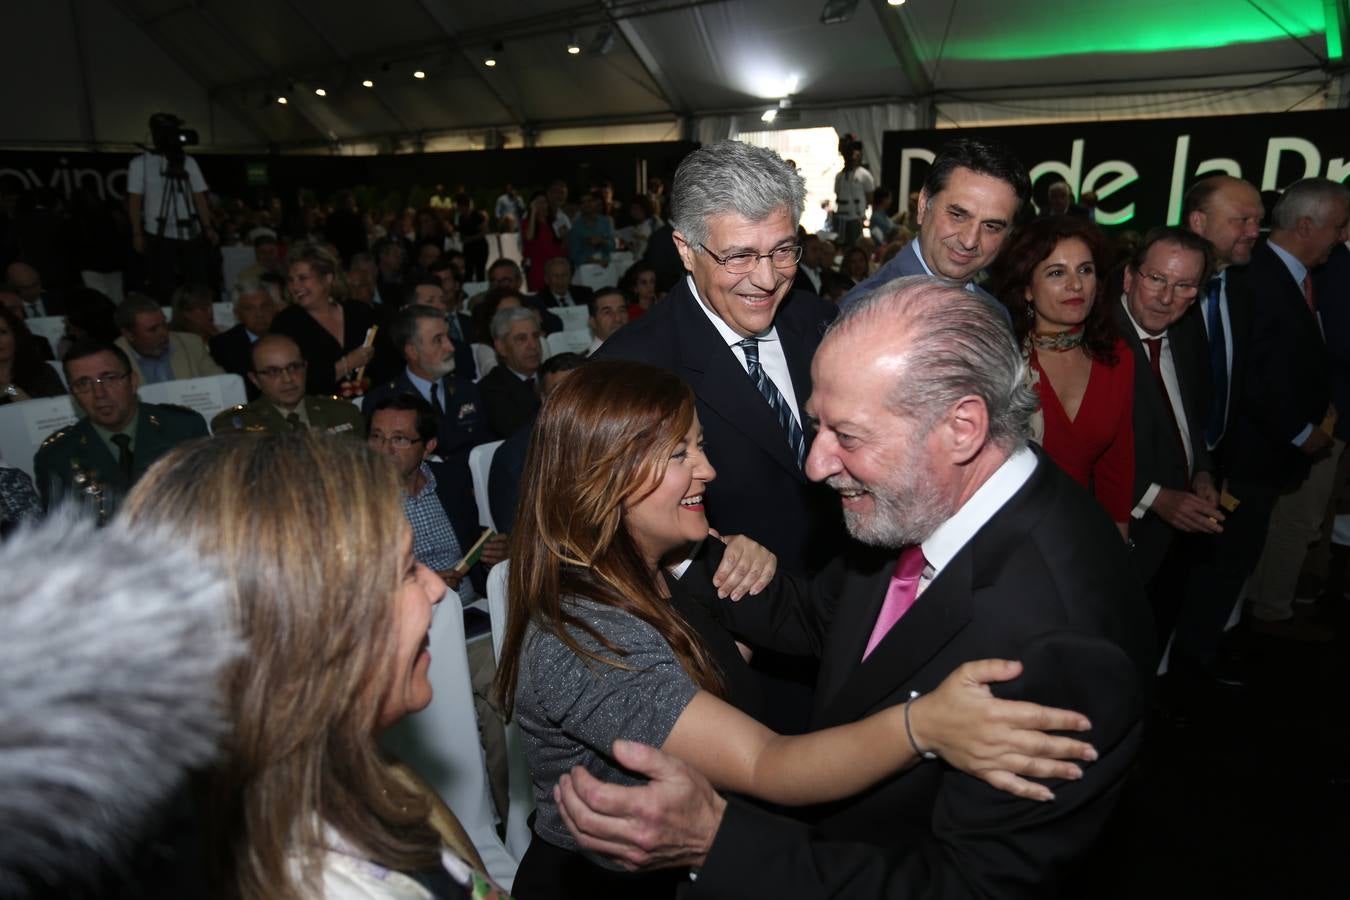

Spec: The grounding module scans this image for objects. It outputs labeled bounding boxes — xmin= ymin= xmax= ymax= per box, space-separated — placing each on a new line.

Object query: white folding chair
xmin=468 ymin=440 xmax=504 ymax=532
xmin=472 ymin=343 xmax=498 ymax=381
xmin=25 ymin=316 xmax=65 ymax=357
xmin=486 ymin=560 xmax=537 ymax=861
xmin=46 ymin=359 xmax=68 ymax=389
xmin=547 ymin=305 xmax=590 ymax=333
xmin=138 ymin=373 xmax=247 ymax=424
xmin=381 ymin=587 xmax=519 ymax=888
xmin=545 ymin=330 xmax=594 ymax=356
xmin=573 ymin=263 xmax=616 ymax=290
xmin=0 ymin=395 xmax=79 ymax=477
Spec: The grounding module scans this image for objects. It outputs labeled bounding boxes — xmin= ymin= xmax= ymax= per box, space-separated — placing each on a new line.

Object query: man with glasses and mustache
xmin=210 ymin=335 xmax=364 ymax=438
xmin=1114 ymin=227 xmax=1222 ymax=648
xmin=34 ymin=341 xmax=207 ymax=513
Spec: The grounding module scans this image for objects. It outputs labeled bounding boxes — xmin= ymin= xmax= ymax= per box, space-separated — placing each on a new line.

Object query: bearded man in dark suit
xmin=559 ymin=279 xmax=1156 ymax=900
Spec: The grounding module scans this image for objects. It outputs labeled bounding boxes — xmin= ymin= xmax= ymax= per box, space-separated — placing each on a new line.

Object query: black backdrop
xmin=881 ymin=109 xmax=1350 ymax=231
xmin=0 ymin=141 xmax=699 ymax=213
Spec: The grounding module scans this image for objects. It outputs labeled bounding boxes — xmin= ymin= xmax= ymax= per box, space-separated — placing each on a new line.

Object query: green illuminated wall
xmin=931 ymin=0 xmax=1336 ymax=61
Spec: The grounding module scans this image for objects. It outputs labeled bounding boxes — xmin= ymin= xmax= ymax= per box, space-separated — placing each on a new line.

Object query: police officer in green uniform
xmin=211 ymin=334 xmax=366 ymax=439
xmin=34 ymin=341 xmax=209 ymax=519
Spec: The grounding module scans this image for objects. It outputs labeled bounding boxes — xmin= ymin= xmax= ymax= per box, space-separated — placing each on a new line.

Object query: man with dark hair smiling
xmin=841 ymin=137 xmax=1030 ymax=323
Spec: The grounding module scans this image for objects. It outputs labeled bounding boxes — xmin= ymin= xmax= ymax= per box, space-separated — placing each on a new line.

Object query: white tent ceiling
xmin=1 ymin=0 xmax=1344 ymax=150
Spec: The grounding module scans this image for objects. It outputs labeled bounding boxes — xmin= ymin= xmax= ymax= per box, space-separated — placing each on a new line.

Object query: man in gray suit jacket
xmin=842 ymin=138 xmax=1029 ymax=326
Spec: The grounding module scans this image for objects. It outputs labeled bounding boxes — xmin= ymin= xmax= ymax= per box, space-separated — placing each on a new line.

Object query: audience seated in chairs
xmin=119 ymin=431 xmax=509 ymax=900
xmin=114 ymin=292 xmax=224 ymax=385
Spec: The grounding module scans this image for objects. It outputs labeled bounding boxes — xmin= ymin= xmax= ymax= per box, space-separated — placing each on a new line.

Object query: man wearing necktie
xmin=594 ymin=140 xmax=843 ymax=733
xmin=557 ymin=280 xmax=1155 ymax=899
xmin=1229 ymin=178 xmax=1349 ymax=638
xmin=211 ymin=335 xmax=365 ymax=438
xmin=1166 ymin=176 xmax=1264 ymax=687
xmin=34 ymin=341 xmax=207 ymax=516
xmin=1113 ymin=228 xmax=1221 ymax=647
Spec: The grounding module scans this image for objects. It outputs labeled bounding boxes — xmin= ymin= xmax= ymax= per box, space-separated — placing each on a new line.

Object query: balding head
xmin=4 ymin=263 xmax=41 ymax=302
xmin=1183 ymin=176 xmax=1263 ymax=269
xmin=248 ymin=334 xmax=307 ymax=409
xmin=805 ymin=277 xmax=1036 ymax=547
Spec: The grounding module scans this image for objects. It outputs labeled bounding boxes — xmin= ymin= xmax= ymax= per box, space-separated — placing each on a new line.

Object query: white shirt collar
xmin=1119 ymin=293 xmax=1167 ymax=341
xmin=921 ymin=446 xmax=1038 ymax=577
xmin=687 ymin=274 xmax=780 ymax=347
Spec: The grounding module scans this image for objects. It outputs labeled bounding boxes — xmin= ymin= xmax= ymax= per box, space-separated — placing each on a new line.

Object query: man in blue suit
xmin=841 ymin=138 xmax=1029 ymax=326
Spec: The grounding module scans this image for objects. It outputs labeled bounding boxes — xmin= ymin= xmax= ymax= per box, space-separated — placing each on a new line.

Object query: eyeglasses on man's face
xmin=254 ymin=361 xmax=307 ymax=379
xmin=699 ymin=244 xmax=803 ymax=275
xmin=69 ymin=371 xmax=131 ymax=395
xmin=1136 ymin=269 xmax=1200 ymax=300
xmin=368 ymin=432 xmax=422 ymax=450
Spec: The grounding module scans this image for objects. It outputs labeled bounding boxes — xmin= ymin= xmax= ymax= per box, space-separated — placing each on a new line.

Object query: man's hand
xmin=1151 ymin=487 xmax=1224 ymax=533
xmin=480 ymin=533 xmax=508 ymax=568
xmin=707 ymin=530 xmax=776 ymax=600
xmin=437 ymin=569 xmax=464 ymax=590
xmin=555 ymin=739 xmax=726 ymax=871
xmin=1301 ymin=427 xmax=1334 ymax=459
xmin=1192 ymin=471 xmax=1219 ymax=506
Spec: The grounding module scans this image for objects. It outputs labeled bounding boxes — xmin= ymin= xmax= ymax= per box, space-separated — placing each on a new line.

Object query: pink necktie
xmin=1303 ymin=274 xmax=1317 ymax=314
xmin=862 ymin=545 xmax=928 ymax=661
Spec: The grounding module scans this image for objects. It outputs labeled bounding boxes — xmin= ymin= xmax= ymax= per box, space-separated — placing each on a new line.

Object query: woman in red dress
xmin=992 ymin=216 xmax=1133 ymax=538
xmin=521 ymin=191 xmax=566 ymax=292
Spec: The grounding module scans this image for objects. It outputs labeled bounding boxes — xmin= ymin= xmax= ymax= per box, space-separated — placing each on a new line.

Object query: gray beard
xmin=831 ymin=448 xmax=954 ymax=549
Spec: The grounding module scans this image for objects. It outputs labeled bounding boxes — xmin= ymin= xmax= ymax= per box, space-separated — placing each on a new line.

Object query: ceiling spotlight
xmin=314 ymin=88 xmax=327 ymax=97
xmin=484 ymin=56 xmax=497 ymax=67
xmin=887 ymin=0 xmax=906 ymax=5
xmin=276 ymin=96 xmax=288 ymax=105
xmin=361 ymin=79 xmax=374 ymax=88
xmin=566 ymin=34 xmax=581 ymax=55
xmin=761 ymin=108 xmax=778 ymax=123
xmin=413 ymin=69 xmax=426 ymax=79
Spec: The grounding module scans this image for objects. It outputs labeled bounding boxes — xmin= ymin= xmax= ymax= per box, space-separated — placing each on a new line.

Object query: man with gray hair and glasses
xmin=557 ymin=279 xmax=1155 ymax=899
xmin=595 ymin=139 xmax=841 ymax=578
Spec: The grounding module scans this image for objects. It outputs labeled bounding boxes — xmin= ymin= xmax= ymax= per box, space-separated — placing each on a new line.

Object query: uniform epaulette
xmin=39 ymin=428 xmax=73 ymax=449
xmin=222 ymin=403 xmax=247 ymax=413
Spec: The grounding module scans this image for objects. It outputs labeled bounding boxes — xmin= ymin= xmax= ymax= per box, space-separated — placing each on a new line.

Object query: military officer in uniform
xmin=34 ymin=341 xmax=209 ymax=517
xmin=211 ymin=334 xmax=365 ymax=439
xmin=361 ymin=304 xmax=494 ymax=457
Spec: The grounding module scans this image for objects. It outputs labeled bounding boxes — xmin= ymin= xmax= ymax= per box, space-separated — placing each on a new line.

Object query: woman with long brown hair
xmin=495 ymin=360 xmax=1100 ymax=899
xmin=991 ymin=216 xmax=1134 ymax=535
xmin=120 ymin=432 xmax=508 ymax=900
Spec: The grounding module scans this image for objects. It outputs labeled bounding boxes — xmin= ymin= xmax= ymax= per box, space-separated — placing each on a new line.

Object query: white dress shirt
xmin=688 ymin=275 xmax=802 ymax=426
xmin=1121 ymin=298 xmax=1194 ymax=519
xmin=917 ymin=447 xmax=1038 ymax=593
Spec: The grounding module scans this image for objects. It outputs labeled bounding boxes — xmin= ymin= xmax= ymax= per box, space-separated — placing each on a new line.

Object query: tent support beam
xmin=868 ymin=0 xmax=934 ymax=127
xmin=413 ymin=0 xmax=525 ymax=126
xmin=280 ymin=0 xmax=416 ymax=134
xmin=602 ymin=0 xmax=685 ymax=115
xmin=104 ymin=0 xmax=273 ymax=145
xmin=68 ymin=0 xmax=97 ymax=145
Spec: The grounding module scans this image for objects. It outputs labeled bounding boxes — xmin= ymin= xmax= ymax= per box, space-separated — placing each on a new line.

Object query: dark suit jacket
xmin=791 ymin=267 xmax=821 ymax=296
xmin=535 ymin=284 xmax=595 ymax=312
xmin=1115 ymin=302 xmax=1213 ymax=579
xmin=1314 ymin=242 xmax=1350 ymax=441
xmin=208 ymin=323 xmax=260 ymax=400
xmin=487 ymin=417 xmax=533 ymax=534
xmin=593 ymin=278 xmax=842 ymax=574
xmin=1223 ymin=241 xmax=1331 ymax=487
xmin=689 ymin=449 xmax=1155 ymax=900
xmin=840 ymin=240 xmax=1010 ymax=327
xmin=1179 ymin=266 xmax=1257 ymax=472
xmin=476 ymin=364 xmax=540 ymax=440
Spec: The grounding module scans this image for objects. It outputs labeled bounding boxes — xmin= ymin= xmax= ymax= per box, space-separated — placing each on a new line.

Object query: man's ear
xmin=424 ymin=436 xmax=438 ymax=459
xmin=247 ymin=371 xmax=260 ymax=392
xmin=915 ymin=188 xmax=931 ymax=227
xmin=942 ymin=395 xmax=990 ymax=465
xmin=673 ymin=231 xmax=696 ymax=273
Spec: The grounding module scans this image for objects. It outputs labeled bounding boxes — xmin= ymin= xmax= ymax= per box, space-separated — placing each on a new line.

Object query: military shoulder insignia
xmin=39 ymin=429 xmax=71 ymax=449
